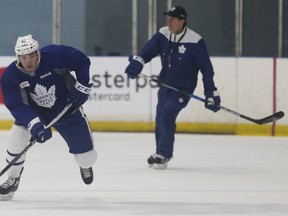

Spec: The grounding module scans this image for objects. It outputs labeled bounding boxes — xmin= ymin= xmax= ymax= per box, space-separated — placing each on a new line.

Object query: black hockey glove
xmin=125 ymin=55 xmax=144 ymax=79
xmin=204 ymin=90 xmax=221 ymax=112
xmin=30 ymin=122 xmax=52 ymax=143
xmin=68 ymin=81 xmax=92 ymax=109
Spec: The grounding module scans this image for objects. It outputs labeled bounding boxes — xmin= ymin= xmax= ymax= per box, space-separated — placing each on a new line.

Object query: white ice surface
xmin=0 ymin=131 xmax=288 ymax=216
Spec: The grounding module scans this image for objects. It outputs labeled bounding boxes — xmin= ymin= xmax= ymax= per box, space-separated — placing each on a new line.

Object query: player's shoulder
xmin=40 ymin=44 xmax=64 ymax=55
xmin=158 ymin=26 xmax=202 ymax=43
xmin=40 ymin=44 xmax=80 ymax=57
xmin=1 ymin=61 xmax=21 ymax=86
xmin=183 ymin=27 xmax=202 ymax=43
xmin=159 ymin=26 xmax=170 ymax=39
xmin=2 ymin=61 xmax=18 ymax=77
xmin=40 ymin=44 xmax=74 ymax=61
xmin=5 ymin=61 xmax=17 ymax=70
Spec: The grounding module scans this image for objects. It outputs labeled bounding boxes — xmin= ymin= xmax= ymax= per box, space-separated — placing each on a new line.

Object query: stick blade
xmin=0 ymin=192 xmax=14 ymax=201
xmin=256 ymin=111 xmax=285 ymax=125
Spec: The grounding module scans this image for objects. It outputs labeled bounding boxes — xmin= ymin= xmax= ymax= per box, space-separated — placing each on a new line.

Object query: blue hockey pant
xmin=54 ymin=108 xmax=94 ymax=154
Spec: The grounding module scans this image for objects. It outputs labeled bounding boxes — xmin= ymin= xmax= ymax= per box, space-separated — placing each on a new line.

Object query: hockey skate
xmin=0 ymin=168 xmax=23 ymax=201
xmin=80 ymin=167 xmax=93 ymax=185
xmin=147 ymin=153 xmax=170 ymax=170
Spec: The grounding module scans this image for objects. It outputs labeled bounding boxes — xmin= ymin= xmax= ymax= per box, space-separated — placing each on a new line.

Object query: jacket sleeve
xmin=193 ymin=39 xmax=217 ymax=93
xmin=140 ymin=32 xmax=162 ymax=63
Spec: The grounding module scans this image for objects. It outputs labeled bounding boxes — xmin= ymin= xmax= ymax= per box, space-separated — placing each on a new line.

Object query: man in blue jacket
xmin=125 ymin=6 xmax=221 ymax=169
xmin=0 ymin=34 xmax=97 ymax=200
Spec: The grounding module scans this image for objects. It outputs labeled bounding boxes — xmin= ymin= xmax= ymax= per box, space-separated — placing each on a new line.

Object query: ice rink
xmin=0 ymin=130 xmax=288 ymax=216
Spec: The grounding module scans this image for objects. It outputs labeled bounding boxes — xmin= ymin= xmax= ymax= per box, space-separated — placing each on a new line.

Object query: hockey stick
xmin=0 ymin=103 xmax=73 ymax=177
xmin=138 ymin=73 xmax=285 ymax=125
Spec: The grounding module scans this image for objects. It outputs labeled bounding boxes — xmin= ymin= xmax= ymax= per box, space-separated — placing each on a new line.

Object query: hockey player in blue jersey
xmin=0 ymin=34 xmax=97 ymax=200
xmin=125 ymin=6 xmax=221 ymax=169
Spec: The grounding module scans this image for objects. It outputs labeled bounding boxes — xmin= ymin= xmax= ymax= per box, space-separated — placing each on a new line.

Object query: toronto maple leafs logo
xmin=179 ymin=97 xmax=184 ymax=103
xmin=178 ymin=45 xmax=186 ymax=54
xmin=30 ymin=84 xmax=56 ymax=108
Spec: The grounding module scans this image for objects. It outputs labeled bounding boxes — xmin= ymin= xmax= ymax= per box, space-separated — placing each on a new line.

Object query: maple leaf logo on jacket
xmin=178 ymin=45 xmax=186 ymax=54
xmin=30 ymin=84 xmax=56 ymax=108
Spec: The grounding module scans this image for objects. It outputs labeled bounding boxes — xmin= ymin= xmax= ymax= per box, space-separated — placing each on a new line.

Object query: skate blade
xmin=153 ymin=163 xmax=168 ymax=170
xmin=0 ymin=192 xmax=14 ymax=201
xmin=148 ymin=164 xmax=154 ymax=168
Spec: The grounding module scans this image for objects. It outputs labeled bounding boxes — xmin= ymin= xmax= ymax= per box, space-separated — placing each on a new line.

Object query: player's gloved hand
xmin=125 ymin=55 xmax=145 ymax=79
xmin=205 ymin=90 xmax=221 ymax=112
xmin=68 ymin=81 xmax=92 ymax=109
xmin=30 ymin=122 xmax=52 ymax=143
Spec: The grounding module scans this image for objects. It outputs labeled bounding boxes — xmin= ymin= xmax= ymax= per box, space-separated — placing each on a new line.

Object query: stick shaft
xmin=139 ymin=73 xmax=284 ymax=125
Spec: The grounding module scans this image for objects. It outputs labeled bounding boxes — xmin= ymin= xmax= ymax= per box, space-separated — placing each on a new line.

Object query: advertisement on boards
xmin=85 ymin=57 xmax=160 ymax=121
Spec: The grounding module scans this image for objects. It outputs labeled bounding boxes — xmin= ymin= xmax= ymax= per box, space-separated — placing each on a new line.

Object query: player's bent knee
xmin=8 ymin=124 xmax=31 ymax=150
xmin=74 ymin=149 xmax=97 ymax=168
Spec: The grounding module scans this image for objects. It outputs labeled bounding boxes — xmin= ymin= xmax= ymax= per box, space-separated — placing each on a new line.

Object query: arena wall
xmin=0 ymin=57 xmax=287 ymax=136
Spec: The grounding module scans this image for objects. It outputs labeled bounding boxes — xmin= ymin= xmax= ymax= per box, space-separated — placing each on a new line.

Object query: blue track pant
xmin=155 ymin=88 xmax=190 ymax=159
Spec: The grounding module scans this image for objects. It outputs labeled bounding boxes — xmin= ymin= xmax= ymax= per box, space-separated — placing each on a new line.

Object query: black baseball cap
xmin=163 ymin=6 xmax=187 ymax=20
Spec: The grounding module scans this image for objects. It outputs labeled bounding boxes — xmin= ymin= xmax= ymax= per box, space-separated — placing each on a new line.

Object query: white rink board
xmin=237 ymin=58 xmax=273 ymax=124
xmin=0 ymin=56 xmax=287 ymax=125
xmin=276 ymin=58 xmax=288 ymax=125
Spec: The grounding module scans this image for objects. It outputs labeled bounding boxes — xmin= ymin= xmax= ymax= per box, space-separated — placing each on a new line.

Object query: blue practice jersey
xmin=1 ymin=44 xmax=91 ymax=127
xmin=140 ymin=26 xmax=217 ymax=94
